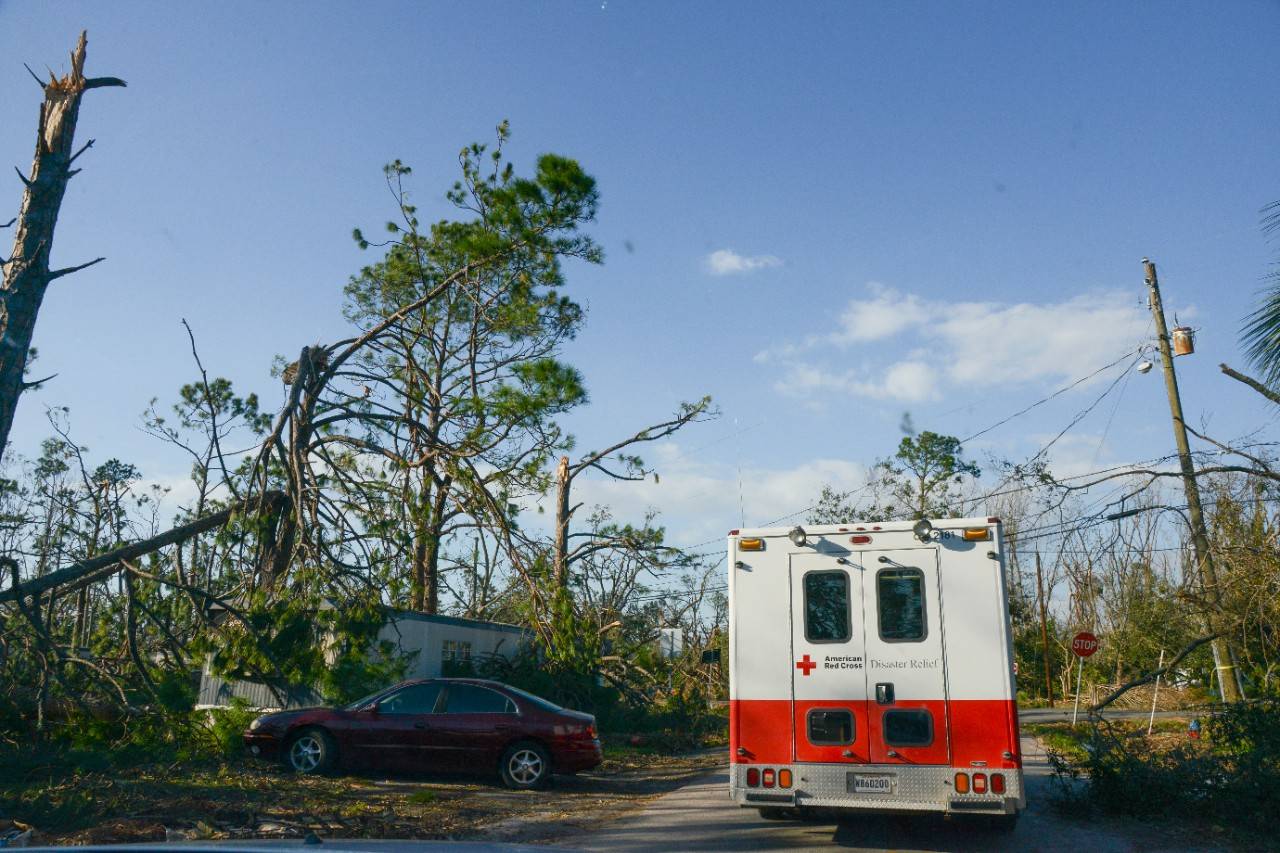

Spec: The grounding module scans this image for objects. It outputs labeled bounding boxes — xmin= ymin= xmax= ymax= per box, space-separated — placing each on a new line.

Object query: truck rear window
xmin=877 ymin=568 xmax=926 ymax=642
xmin=883 ymin=709 xmax=933 ymax=746
xmin=804 ymin=571 xmax=851 ymax=642
xmin=807 ymin=708 xmax=854 ymax=745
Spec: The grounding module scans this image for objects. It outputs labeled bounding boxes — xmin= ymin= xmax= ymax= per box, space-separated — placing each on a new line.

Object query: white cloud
xmin=830 ymin=284 xmax=929 ymax=344
xmin=771 ymin=360 xmax=939 ymax=403
xmin=759 ymin=286 xmax=1146 ymax=401
xmin=705 ymin=248 xmax=783 ymax=276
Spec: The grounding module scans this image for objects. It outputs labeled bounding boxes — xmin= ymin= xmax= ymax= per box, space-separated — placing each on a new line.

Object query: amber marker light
xmin=963 ymin=528 xmax=992 ymax=541
xmin=738 ymin=538 xmax=765 ymax=551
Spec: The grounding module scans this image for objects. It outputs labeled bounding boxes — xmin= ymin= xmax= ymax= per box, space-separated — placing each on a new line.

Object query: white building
xmin=196 ymin=609 xmax=530 ymax=710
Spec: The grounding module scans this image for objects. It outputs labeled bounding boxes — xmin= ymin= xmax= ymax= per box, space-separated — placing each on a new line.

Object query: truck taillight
xmin=746 ymin=768 xmax=760 ymax=787
xmin=954 ymin=772 xmax=969 ymax=793
xmin=762 ymin=769 xmax=775 ymax=788
xmin=972 ymin=773 xmax=987 ymax=793
xmin=778 ymin=769 xmax=792 ymax=788
xmin=991 ymin=773 xmax=1005 ymax=794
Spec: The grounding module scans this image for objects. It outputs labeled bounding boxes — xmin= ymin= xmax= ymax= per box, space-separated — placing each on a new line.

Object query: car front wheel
xmin=499 ymin=741 xmax=551 ymax=790
xmin=286 ymin=728 xmax=335 ymax=774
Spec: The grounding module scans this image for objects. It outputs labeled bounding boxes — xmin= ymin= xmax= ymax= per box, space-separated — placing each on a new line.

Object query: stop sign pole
xmin=1071 ymin=631 xmax=1099 ymax=725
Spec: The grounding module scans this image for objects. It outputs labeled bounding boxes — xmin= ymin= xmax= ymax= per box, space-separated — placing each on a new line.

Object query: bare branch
xmin=68 ymin=138 xmax=95 ymax=165
xmin=83 ymin=76 xmax=127 ymax=90
xmin=22 ymin=63 xmax=44 ymax=88
xmin=48 ymin=257 xmax=105 ymax=281
xmin=21 ymin=372 xmax=57 ymax=391
xmin=1220 ymin=362 xmax=1280 ymax=406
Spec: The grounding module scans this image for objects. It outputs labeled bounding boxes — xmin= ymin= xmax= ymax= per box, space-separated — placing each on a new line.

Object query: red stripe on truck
xmin=729 ymin=698 xmax=1021 ymax=769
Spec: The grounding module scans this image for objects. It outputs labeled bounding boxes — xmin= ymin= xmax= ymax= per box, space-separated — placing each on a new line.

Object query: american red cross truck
xmin=727 ymin=517 xmax=1024 ymax=826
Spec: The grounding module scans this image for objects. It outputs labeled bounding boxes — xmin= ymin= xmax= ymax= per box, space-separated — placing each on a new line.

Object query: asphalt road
xmin=1018 ymin=707 xmax=1193 ymax=723
xmin=565 ymin=736 xmax=1215 ymax=852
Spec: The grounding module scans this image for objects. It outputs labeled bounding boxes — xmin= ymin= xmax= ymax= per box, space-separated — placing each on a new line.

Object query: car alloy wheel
xmin=507 ymin=747 xmax=545 ymax=785
xmin=289 ymin=733 xmax=324 ymax=773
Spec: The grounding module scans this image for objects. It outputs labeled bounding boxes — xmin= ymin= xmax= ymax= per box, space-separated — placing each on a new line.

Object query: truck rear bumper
xmin=730 ymin=762 xmax=1025 ymax=816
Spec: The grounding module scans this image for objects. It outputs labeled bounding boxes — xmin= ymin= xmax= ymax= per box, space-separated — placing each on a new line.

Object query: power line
xmin=960 ymin=348 xmax=1139 ymax=445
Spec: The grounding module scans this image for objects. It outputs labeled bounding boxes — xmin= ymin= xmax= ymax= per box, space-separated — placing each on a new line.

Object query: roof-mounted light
xmin=788 ymin=526 xmax=808 ymax=547
xmin=912 ymin=518 xmax=934 ymax=542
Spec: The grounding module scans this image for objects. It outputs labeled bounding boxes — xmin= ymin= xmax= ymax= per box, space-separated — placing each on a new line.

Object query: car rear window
xmin=443 ymin=683 xmax=515 ymax=714
xmin=504 ymin=685 xmax=563 ymax=712
xmin=378 ymin=682 xmax=443 ymax=714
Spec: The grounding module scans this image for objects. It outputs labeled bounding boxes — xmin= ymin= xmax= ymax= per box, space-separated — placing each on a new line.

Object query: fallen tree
xmin=0 ymin=491 xmax=287 ymax=606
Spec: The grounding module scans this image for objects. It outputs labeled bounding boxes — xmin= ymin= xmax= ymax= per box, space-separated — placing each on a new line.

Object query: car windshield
xmin=503 ymin=685 xmax=563 ymax=712
xmin=341 ymin=687 xmax=390 ymax=711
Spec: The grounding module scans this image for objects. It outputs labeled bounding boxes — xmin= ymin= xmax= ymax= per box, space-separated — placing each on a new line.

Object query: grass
xmin=0 ymin=734 xmax=725 ymax=845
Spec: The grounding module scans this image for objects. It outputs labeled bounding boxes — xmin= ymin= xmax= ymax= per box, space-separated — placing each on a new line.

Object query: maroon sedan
xmin=242 ymin=678 xmax=602 ymax=789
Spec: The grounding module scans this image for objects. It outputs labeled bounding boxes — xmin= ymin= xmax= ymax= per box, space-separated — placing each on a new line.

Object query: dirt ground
xmin=6 ymin=746 xmax=726 ymax=847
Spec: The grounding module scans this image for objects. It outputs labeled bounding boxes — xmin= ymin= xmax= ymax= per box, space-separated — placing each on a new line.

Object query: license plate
xmin=848 ymin=773 xmax=893 ymax=794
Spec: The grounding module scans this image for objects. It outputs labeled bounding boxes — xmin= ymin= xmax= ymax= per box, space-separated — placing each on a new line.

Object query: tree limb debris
xmin=0 ymin=491 xmax=287 ymax=605
xmin=1089 ymin=632 xmax=1220 ymax=714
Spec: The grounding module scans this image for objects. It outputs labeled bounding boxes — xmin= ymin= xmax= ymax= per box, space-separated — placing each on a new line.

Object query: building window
xmin=807 ymin=708 xmax=855 ymax=745
xmin=877 ymin=568 xmax=927 ymax=642
xmin=804 ymin=570 xmax=851 ymax=643
xmin=883 ymin=709 xmax=933 ymax=747
xmin=442 ymin=639 xmax=474 ymax=676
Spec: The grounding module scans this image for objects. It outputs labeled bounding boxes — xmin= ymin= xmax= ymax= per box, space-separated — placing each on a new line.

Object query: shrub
xmin=1050 ymin=701 xmax=1280 ymax=833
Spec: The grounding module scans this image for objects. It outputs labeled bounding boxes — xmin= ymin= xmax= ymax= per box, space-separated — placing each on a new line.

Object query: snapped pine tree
xmin=0 ymin=32 xmax=125 ymax=454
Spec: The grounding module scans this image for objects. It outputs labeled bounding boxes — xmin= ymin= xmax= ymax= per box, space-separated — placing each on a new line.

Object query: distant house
xmin=196 ymin=609 xmax=530 ymax=711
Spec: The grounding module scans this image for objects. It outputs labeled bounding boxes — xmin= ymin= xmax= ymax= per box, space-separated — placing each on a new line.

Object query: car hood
xmin=250 ymin=707 xmax=330 ymax=730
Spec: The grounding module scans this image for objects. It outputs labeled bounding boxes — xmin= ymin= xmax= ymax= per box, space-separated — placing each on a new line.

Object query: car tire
xmin=285 ymin=728 xmax=336 ymax=775
xmin=499 ymin=741 xmax=552 ymax=790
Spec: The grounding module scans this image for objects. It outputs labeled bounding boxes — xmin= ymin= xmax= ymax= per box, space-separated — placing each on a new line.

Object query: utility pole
xmin=1035 ymin=553 xmax=1055 ymax=706
xmin=1143 ymin=258 xmax=1242 ymax=702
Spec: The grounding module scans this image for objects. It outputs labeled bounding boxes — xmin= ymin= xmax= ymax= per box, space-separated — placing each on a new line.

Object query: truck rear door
xmin=790 ymin=551 xmax=870 ymax=764
xmin=862 ymin=548 xmax=951 ymax=765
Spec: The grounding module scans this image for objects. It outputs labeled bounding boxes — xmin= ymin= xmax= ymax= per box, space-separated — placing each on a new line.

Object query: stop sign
xmin=1072 ymin=631 xmax=1099 ymax=658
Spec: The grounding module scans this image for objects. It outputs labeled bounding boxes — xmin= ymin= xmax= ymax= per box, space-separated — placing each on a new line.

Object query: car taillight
xmin=586 ymin=724 xmax=597 ymax=739
xmin=778 ymin=769 xmax=792 ymax=788
xmin=991 ymin=773 xmax=1005 ymax=794
xmin=954 ymin=772 xmax=969 ymax=793
xmin=746 ymin=768 xmax=760 ymax=787
xmin=762 ymin=769 xmax=775 ymax=788
xmin=972 ymin=773 xmax=987 ymax=793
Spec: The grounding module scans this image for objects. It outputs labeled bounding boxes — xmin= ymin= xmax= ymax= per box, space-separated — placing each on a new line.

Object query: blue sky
xmin=3 ymin=2 xmax=1279 ymax=550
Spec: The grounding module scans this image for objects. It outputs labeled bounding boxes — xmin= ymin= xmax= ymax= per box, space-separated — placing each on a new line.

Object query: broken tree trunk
xmin=0 ymin=491 xmax=287 ymax=606
xmin=0 ymin=32 xmax=125 ymax=454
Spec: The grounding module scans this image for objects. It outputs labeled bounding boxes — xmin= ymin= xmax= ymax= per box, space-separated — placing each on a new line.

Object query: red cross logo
xmin=796 ymin=654 xmax=817 ymax=676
